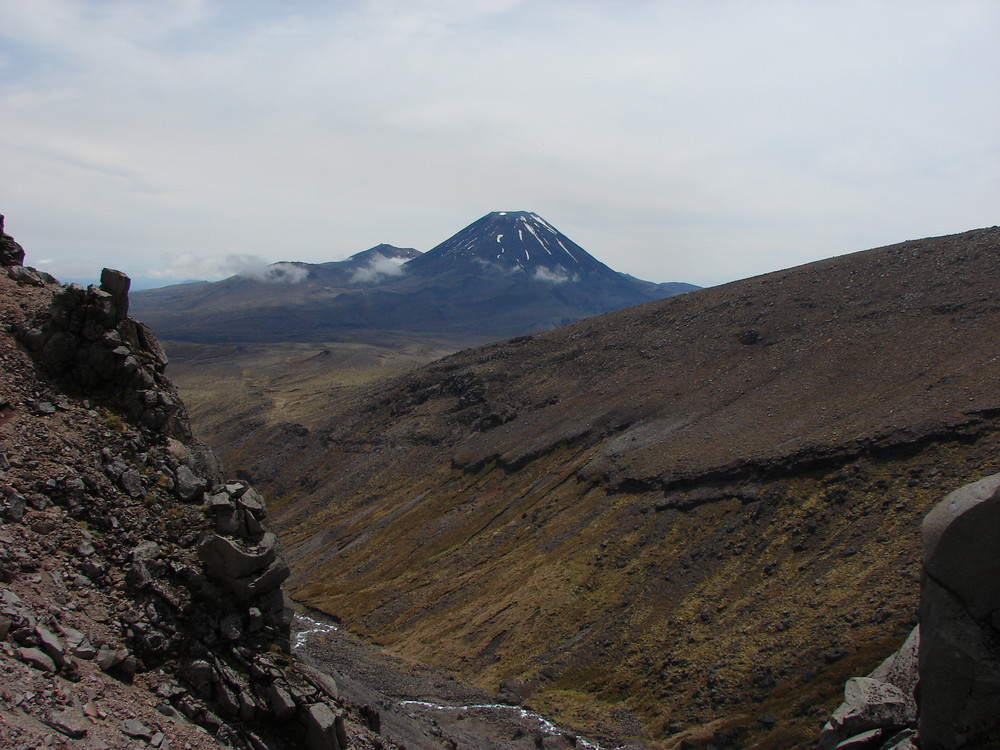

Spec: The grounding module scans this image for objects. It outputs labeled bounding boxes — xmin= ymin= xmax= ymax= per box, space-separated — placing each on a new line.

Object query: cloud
xmin=350 ymin=253 xmax=407 ymax=284
xmin=148 ymin=253 xmax=308 ymax=283
xmin=533 ymin=265 xmax=576 ymax=284
xmin=237 ymin=260 xmax=309 ymax=284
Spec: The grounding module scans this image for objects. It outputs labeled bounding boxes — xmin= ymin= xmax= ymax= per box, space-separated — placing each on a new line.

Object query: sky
xmin=1 ymin=0 xmax=998 ymax=290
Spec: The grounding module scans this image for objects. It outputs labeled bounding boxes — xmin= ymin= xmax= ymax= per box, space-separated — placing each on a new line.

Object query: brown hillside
xmin=215 ymin=227 xmax=1000 ymax=749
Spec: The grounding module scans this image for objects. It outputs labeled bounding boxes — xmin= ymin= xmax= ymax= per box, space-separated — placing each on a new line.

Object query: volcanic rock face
xmin=0 ymin=222 xmax=396 ymax=749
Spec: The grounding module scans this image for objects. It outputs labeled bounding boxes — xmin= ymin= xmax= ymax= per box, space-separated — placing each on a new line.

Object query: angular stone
xmin=238 ymin=486 xmax=267 ymax=520
xmin=100 ymin=268 xmax=131 ymax=321
xmin=225 ymin=557 xmax=291 ymax=602
xmin=95 ymin=644 xmax=127 ymax=672
xmin=881 ymin=729 xmax=918 ymax=750
xmin=301 ymin=665 xmax=340 ymax=700
xmin=63 ymin=627 xmax=97 ymax=660
xmin=7 ymin=265 xmax=49 ymax=286
xmin=182 ymin=658 xmax=216 ymax=698
xmin=0 ymin=216 xmax=26 ymax=266
xmin=268 ymin=682 xmax=298 ymax=721
xmin=119 ymin=469 xmax=143 ymax=498
xmin=44 ymin=708 xmax=88 ymax=739
xmin=301 ymin=702 xmax=341 ymax=750
xmin=868 ymin=626 xmax=918 ymax=700
xmin=175 ymin=465 xmax=206 ymax=502
xmin=833 ymin=728 xmax=885 ymax=749
xmin=119 ymin=718 xmax=152 ymax=740
xmin=17 ymin=646 xmax=56 ymax=672
xmin=34 ymin=625 xmax=65 ymax=669
xmin=819 ymin=678 xmax=914 ymax=750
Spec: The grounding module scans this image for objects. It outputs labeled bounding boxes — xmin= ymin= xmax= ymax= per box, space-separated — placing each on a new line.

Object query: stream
xmin=292 ymin=612 xmax=636 ymax=750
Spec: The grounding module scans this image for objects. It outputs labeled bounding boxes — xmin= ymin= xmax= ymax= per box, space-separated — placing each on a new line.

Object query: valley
xmin=155 ymin=226 xmax=1000 ymax=748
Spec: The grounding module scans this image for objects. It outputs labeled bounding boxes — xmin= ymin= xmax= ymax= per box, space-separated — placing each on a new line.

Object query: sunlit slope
xmin=228 ymin=227 xmax=1000 ymax=748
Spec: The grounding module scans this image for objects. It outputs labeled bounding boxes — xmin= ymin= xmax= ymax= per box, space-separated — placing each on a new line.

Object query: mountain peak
xmin=406 ymin=211 xmax=613 ymax=280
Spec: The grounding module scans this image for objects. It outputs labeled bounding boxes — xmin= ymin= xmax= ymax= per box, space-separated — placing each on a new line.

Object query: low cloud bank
xmin=149 ymin=253 xmax=308 ymax=283
xmin=350 ymin=253 xmax=407 ymax=283
xmin=533 ymin=265 xmax=577 ymax=284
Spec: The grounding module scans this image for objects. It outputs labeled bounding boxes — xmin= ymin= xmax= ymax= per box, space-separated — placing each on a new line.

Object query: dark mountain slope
xmin=131 ymin=213 xmax=697 ymax=342
xmin=215 ymin=227 xmax=1000 ymax=748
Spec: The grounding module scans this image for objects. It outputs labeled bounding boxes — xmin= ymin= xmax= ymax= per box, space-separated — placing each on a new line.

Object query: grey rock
xmin=919 ymin=472 xmax=1000 ymax=748
xmin=223 ymin=557 xmax=291 ymax=602
xmin=268 ymin=682 xmax=298 ymax=721
xmin=868 ymin=626 xmax=918 ymax=701
xmin=63 ymin=626 xmax=97 ymax=659
xmin=34 ymin=624 xmax=65 ymax=669
xmin=76 ymin=539 xmax=96 ymax=556
xmin=335 ymin=714 xmax=348 ymax=749
xmin=198 ymin=532 xmax=278 ymax=580
xmin=2 ymin=490 xmax=25 ymax=521
xmin=215 ymin=680 xmax=241 ymax=717
xmin=44 ymin=708 xmax=88 ymax=738
xmin=119 ymin=718 xmax=152 ymax=740
xmin=302 ymin=702 xmax=342 ymax=750
xmin=7 ymin=265 xmax=48 ymax=286
xmin=819 ymin=678 xmax=914 ymax=750
xmin=238 ymin=486 xmax=267 ymax=520
xmin=182 ymin=658 xmax=216 ymax=698
xmin=922 ymin=472 xmax=1000 ymax=620
xmin=100 ymin=268 xmax=131 ymax=321
xmin=17 ymin=646 xmax=56 ymax=672
xmin=95 ymin=644 xmax=127 ymax=672
xmin=119 ymin=469 xmax=143 ymax=498
xmin=301 ymin=665 xmax=340 ymax=700
xmin=174 ymin=464 xmax=206 ymax=502
xmin=248 ymin=607 xmax=264 ymax=633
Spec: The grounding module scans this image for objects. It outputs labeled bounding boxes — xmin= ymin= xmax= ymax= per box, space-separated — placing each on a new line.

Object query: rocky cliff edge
xmin=0 ymin=216 xmax=393 ymax=749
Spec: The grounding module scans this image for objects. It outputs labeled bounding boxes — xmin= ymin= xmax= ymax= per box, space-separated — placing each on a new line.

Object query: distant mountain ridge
xmin=131 ymin=212 xmax=698 ymax=342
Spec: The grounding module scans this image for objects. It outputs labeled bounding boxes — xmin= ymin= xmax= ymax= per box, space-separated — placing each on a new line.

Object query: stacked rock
xmin=198 ymin=481 xmax=293 ymax=651
xmin=14 ymin=268 xmax=190 ymax=439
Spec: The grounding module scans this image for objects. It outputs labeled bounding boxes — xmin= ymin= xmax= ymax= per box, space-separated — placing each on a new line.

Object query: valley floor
xmin=293 ymin=608 xmax=638 ymax=750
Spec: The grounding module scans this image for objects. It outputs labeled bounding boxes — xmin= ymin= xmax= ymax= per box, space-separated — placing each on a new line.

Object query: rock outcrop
xmin=13 ymin=264 xmax=191 ymax=440
xmin=918 ymin=472 xmax=1000 ymax=748
xmin=0 ymin=215 xmax=25 ymax=267
xmin=0 ymin=219 xmax=396 ymax=749
xmin=822 ymin=472 xmax=1000 ymax=750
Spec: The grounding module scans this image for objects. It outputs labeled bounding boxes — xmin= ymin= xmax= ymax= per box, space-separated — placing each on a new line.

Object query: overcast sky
xmin=1 ymin=0 xmax=997 ymax=289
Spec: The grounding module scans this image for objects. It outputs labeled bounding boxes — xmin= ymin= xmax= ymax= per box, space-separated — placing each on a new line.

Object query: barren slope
xmin=211 ymin=227 xmax=1000 ymax=749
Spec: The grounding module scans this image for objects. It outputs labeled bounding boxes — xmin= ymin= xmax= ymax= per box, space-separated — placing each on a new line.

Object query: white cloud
xmin=350 ymin=253 xmax=407 ymax=284
xmin=533 ymin=265 xmax=577 ymax=285
xmin=147 ymin=253 xmax=307 ymax=283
